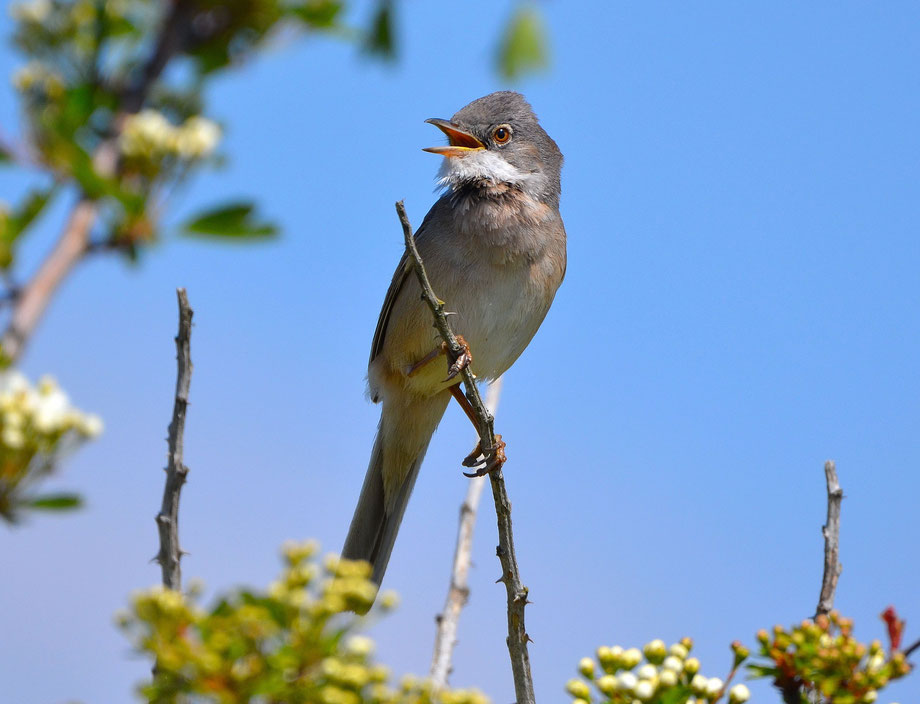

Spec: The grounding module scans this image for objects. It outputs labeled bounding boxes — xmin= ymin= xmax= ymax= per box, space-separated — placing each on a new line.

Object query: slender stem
xmin=815 ymin=460 xmax=843 ymax=618
xmin=155 ymin=288 xmax=193 ymax=590
xmin=431 ymin=378 xmax=503 ymax=688
xmin=396 ymin=201 xmax=535 ymax=704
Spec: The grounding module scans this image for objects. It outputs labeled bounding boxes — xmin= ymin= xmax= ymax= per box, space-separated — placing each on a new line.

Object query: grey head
xmin=424 ymin=91 xmax=563 ymax=208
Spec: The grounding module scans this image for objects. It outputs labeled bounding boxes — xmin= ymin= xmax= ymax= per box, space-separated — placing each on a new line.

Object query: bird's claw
xmin=461 ymin=435 xmax=506 ymax=477
xmin=442 ymin=335 xmax=472 ymax=382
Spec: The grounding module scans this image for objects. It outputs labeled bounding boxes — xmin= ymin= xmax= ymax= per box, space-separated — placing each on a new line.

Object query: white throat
xmin=436 ymin=150 xmax=546 ymax=197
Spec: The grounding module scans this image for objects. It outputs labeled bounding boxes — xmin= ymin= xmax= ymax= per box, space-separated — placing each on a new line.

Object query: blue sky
xmin=1 ymin=2 xmax=919 ymax=702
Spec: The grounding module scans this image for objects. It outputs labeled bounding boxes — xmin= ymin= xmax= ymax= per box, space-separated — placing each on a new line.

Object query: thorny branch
xmin=155 ymin=288 xmax=193 ymax=590
xmin=815 ymin=460 xmax=843 ymax=618
xmin=430 ymin=378 xmax=504 ymax=688
xmin=396 ymin=200 xmax=534 ymax=704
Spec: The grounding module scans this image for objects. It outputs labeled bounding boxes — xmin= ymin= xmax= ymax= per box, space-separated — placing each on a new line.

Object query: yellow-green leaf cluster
xmin=119 ymin=541 xmax=489 ymax=704
xmin=751 ymin=611 xmax=910 ymax=704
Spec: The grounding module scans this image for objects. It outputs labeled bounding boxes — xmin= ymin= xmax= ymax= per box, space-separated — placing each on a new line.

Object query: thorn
xmin=525 ymin=633 xmax=535 ymax=644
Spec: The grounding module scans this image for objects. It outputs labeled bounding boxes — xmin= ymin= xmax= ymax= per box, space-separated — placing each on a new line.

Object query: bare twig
xmin=396 ymin=201 xmax=535 ymax=704
xmin=815 ymin=460 xmax=843 ymax=618
xmin=155 ymin=288 xmax=193 ymax=590
xmin=903 ymin=638 xmax=920 ymax=659
xmin=431 ymin=378 xmax=503 ymax=688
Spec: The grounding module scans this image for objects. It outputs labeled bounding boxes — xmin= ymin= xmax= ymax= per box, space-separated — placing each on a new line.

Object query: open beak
xmin=423 ymin=118 xmax=485 ymax=157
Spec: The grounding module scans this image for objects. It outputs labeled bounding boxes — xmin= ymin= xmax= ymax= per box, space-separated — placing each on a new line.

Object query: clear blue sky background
xmin=1 ymin=2 xmax=918 ymax=702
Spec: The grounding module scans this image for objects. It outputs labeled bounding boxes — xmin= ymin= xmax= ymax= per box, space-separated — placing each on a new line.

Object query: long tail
xmin=342 ymin=392 xmax=449 ymax=589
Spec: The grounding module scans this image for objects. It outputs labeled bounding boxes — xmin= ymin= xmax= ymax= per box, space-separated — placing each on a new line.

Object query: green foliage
xmin=750 ymin=611 xmax=911 ymax=704
xmin=496 ymin=4 xmax=548 ymax=80
xmin=119 ymin=541 xmax=489 ymax=704
xmin=183 ymin=201 xmax=278 ymax=240
xmin=0 ymin=370 xmax=102 ymax=523
xmin=364 ymin=0 xmax=396 ymax=60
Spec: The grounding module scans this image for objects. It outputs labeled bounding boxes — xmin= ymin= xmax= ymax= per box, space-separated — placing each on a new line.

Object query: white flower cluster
xmin=567 ymin=639 xmax=751 ymax=704
xmin=0 ymin=370 xmax=102 ymax=450
xmin=119 ymin=110 xmax=221 ymax=161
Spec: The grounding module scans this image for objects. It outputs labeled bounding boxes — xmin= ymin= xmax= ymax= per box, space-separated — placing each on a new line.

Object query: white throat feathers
xmin=436 ymin=150 xmax=548 ymax=199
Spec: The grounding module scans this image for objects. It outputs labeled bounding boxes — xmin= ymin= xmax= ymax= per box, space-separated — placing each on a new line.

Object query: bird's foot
xmin=443 ymin=335 xmax=472 ymax=382
xmin=462 ymin=434 xmax=506 ymax=477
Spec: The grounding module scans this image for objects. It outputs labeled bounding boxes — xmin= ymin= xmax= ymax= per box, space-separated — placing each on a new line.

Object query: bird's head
xmin=424 ymin=91 xmax=562 ymax=206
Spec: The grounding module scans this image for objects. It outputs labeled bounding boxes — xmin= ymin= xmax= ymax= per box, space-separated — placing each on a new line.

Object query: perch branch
xmin=396 ymin=201 xmax=535 ymax=704
xmin=815 ymin=460 xmax=843 ymax=618
xmin=430 ymin=377 xmax=504 ymax=688
xmin=155 ymin=288 xmax=193 ymax=590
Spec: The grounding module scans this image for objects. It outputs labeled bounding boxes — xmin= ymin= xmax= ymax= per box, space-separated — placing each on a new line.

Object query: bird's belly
xmin=447 ymin=265 xmax=546 ymax=380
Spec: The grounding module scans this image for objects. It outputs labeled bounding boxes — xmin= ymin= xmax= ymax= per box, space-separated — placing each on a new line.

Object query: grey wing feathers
xmin=369 ymin=252 xmax=411 ymax=365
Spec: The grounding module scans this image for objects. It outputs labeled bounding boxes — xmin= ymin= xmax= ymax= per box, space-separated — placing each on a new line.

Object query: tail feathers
xmin=342 ymin=432 xmax=427 ymax=588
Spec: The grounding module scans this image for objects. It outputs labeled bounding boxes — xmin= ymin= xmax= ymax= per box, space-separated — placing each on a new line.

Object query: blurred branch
xmin=430 ymin=377 xmax=503 ymax=688
xmin=155 ymin=288 xmax=193 ymax=590
xmin=0 ymin=198 xmax=97 ymax=361
xmin=816 ymin=460 xmax=843 ymax=618
xmin=395 ymin=200 xmax=535 ymax=704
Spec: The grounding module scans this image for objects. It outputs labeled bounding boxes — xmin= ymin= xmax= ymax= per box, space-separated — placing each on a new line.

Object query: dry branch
xmin=396 ymin=201 xmax=535 ymax=704
xmin=431 ymin=378 xmax=504 ymax=688
xmin=815 ymin=460 xmax=843 ymax=618
xmin=155 ymin=288 xmax=193 ymax=590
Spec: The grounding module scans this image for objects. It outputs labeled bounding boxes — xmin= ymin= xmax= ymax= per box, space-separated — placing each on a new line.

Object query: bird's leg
xmin=449 ymin=384 xmax=507 ymax=477
xmin=406 ymin=334 xmax=472 ymax=382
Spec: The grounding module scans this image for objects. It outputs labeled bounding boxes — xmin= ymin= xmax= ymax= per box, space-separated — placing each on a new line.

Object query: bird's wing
xmin=370 ymin=250 xmax=411 ymax=365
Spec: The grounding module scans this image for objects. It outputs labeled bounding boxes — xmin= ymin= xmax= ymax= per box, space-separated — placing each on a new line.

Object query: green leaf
xmin=182 ymin=202 xmax=278 ymax=240
xmin=0 ymin=144 xmax=12 ymax=164
xmin=497 ymin=4 xmax=548 ymax=80
xmin=291 ymin=0 xmax=342 ymax=28
xmin=26 ymin=493 xmax=84 ymax=512
xmin=364 ymin=0 xmax=395 ymax=59
xmin=658 ymin=685 xmax=694 ymax=704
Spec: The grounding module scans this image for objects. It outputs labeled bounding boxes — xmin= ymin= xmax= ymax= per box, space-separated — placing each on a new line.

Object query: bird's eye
xmin=492 ymin=125 xmax=512 ymax=144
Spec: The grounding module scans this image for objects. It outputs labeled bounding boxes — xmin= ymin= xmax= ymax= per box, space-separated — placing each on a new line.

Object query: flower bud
xmin=597 ymin=675 xmax=617 ymax=697
xmin=861 ymin=690 xmax=877 ymax=703
xmin=643 ymin=639 xmax=667 ymax=663
xmin=662 ymin=656 xmax=683 ymax=672
xmin=705 ymin=677 xmax=724 ymax=698
xmin=635 ymin=680 xmax=655 ymax=701
xmin=622 ymin=648 xmax=642 ymax=669
xmin=684 ymin=657 xmax=701 ymax=675
xmin=690 ymin=674 xmax=708 ymax=695
xmin=728 ymin=684 xmax=751 ymax=703
xmin=565 ymin=679 xmax=590 ymax=700
xmin=637 ymin=664 xmax=657 ymax=680
xmin=617 ymin=672 xmax=637 ymax=692
xmin=731 ymin=641 xmax=750 ymax=662
xmin=659 ymin=669 xmax=678 ymax=688
xmin=669 ymin=643 xmax=689 ymax=659
xmin=578 ymin=657 xmax=595 ymax=678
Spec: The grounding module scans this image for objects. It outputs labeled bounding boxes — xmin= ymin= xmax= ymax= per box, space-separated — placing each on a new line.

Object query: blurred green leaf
xmin=364 ymin=0 xmax=395 ymax=60
xmin=182 ymin=201 xmax=278 ymax=240
xmin=26 ymin=493 xmax=84 ymax=512
xmin=0 ymin=144 xmax=12 ymax=164
xmin=290 ymin=0 xmax=342 ymax=28
xmin=497 ymin=4 xmax=548 ymax=80
xmin=0 ymin=186 xmax=56 ymax=266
